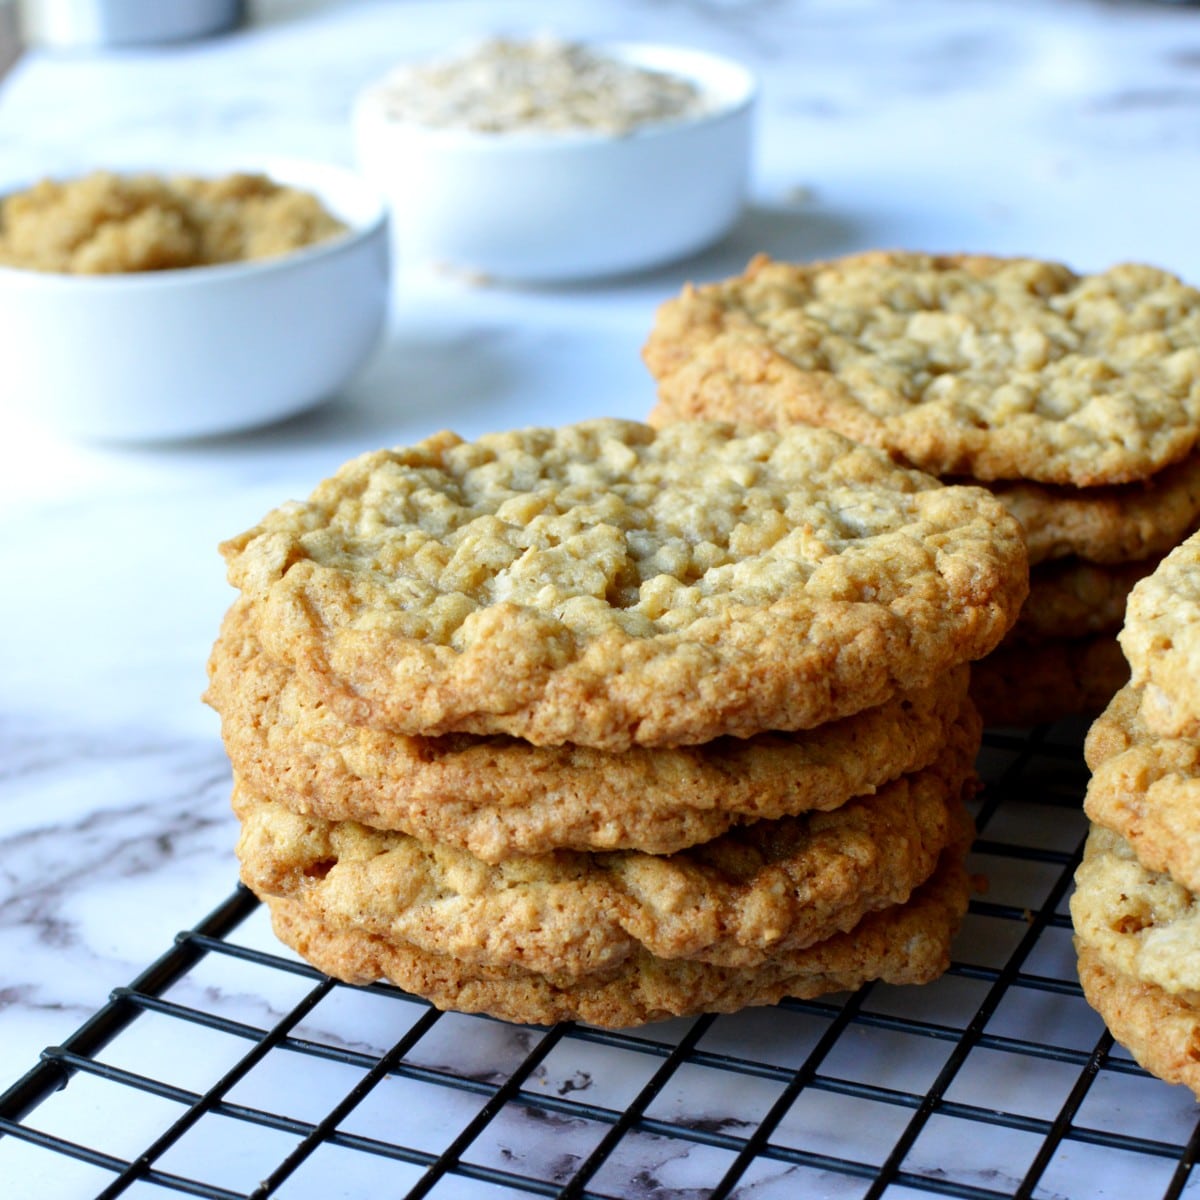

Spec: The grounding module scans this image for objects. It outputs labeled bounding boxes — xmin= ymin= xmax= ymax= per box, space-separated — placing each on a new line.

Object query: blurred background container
xmin=0 ymin=0 xmax=18 ymax=74
xmin=17 ymin=0 xmax=244 ymax=48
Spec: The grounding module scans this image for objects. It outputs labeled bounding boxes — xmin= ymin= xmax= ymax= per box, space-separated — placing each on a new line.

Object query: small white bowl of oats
xmin=0 ymin=157 xmax=389 ymax=442
xmin=352 ymin=36 xmax=757 ymax=283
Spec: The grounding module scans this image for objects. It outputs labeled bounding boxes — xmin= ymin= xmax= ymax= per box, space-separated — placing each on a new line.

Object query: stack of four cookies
xmin=208 ymin=419 xmax=1027 ymax=1027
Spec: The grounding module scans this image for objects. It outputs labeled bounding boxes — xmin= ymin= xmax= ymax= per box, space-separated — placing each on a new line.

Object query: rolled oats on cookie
xmin=219 ymin=418 xmax=1026 ymax=750
xmin=1072 ymin=539 xmax=1200 ymax=1091
xmin=212 ymin=415 xmax=1005 ymax=1027
xmin=1070 ymin=819 xmax=1200 ymax=1100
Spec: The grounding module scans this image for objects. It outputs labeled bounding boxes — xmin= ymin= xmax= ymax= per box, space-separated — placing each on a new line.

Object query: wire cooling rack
xmin=3 ymin=722 xmax=1200 ymax=1200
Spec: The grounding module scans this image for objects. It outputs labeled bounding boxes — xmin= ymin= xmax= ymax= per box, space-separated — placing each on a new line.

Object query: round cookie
xmin=1084 ymin=683 xmax=1200 ymax=894
xmin=985 ymin=451 xmax=1200 ymax=566
xmin=1119 ymin=531 xmax=1200 ymax=739
xmin=220 ymin=419 xmax=1027 ymax=750
xmin=1009 ymin=557 xmax=1154 ymax=643
xmin=968 ymin=633 xmax=1128 ymax=728
xmin=1076 ymin=944 xmax=1200 ymax=1100
xmin=235 ymin=710 xmax=978 ymax=980
xmin=207 ymin=599 xmax=973 ymax=861
xmin=262 ymin=845 xmax=973 ymax=1028
xmin=644 ymin=252 xmax=1200 ymax=487
xmin=1070 ymin=824 xmax=1200 ymax=999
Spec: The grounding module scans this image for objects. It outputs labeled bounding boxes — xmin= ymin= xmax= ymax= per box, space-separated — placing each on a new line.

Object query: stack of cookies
xmin=1073 ymin=529 xmax=1200 ymax=1096
xmin=643 ymin=251 xmax=1200 ymax=726
xmin=207 ymin=418 xmax=1028 ymax=1027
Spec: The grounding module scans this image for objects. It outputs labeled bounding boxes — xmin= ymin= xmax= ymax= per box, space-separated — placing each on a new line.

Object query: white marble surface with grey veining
xmin=2 ymin=1 xmax=1200 ymax=1196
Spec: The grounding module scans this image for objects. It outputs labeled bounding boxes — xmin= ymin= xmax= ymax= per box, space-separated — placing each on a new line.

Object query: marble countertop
xmin=2 ymin=1 xmax=1200 ymax=1196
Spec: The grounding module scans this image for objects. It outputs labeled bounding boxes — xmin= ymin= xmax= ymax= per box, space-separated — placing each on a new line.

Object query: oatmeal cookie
xmin=235 ymin=710 xmax=977 ymax=979
xmin=220 ymin=419 xmax=1027 ymax=750
xmin=1070 ymin=824 xmax=1200 ymax=999
xmin=1084 ymin=683 xmax=1200 ymax=893
xmin=208 ymin=600 xmax=972 ymax=860
xmin=1076 ymin=944 xmax=1200 ymax=1100
xmin=1009 ymin=557 xmax=1153 ymax=644
xmin=263 ymin=842 xmax=973 ymax=1028
xmin=1119 ymin=531 xmax=1200 ymax=739
xmin=644 ymin=252 xmax=1200 ymax=487
xmin=985 ymin=451 xmax=1200 ymax=566
xmin=969 ymin=633 xmax=1128 ymax=727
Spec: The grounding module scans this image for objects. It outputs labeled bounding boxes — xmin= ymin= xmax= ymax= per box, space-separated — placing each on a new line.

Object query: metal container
xmin=19 ymin=0 xmax=245 ymax=47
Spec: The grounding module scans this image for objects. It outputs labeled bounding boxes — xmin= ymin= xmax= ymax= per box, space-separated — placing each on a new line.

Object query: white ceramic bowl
xmin=352 ymin=42 xmax=757 ymax=283
xmin=0 ymin=157 xmax=389 ymax=442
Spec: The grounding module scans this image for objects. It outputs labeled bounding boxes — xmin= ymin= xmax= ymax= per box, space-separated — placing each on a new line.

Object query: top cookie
xmin=644 ymin=252 xmax=1200 ymax=487
xmin=220 ymin=419 xmax=1027 ymax=749
xmin=1119 ymin=530 xmax=1200 ymax=739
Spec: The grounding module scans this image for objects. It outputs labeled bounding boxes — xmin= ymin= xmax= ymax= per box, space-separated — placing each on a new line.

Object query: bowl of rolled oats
xmin=352 ymin=35 xmax=757 ymax=283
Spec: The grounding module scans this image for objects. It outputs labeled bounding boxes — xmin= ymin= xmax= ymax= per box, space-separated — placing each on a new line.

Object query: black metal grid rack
xmin=4 ymin=722 xmax=1200 ymax=1200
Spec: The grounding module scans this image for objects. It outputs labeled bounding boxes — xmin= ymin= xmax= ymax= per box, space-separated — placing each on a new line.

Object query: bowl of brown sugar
xmin=0 ymin=157 xmax=389 ymax=442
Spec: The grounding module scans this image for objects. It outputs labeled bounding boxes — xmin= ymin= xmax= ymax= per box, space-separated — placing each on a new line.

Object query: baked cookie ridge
xmin=262 ymin=844 xmax=973 ymax=1029
xmin=206 ymin=598 xmax=974 ymax=860
xmin=220 ymin=418 xmax=1027 ymax=749
xmin=234 ymin=704 xmax=979 ymax=980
